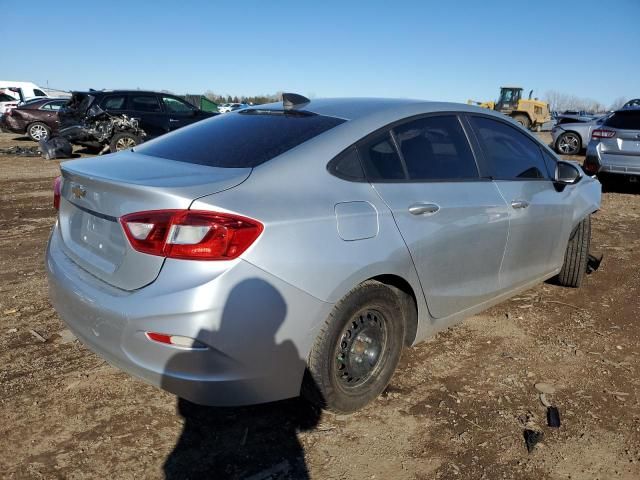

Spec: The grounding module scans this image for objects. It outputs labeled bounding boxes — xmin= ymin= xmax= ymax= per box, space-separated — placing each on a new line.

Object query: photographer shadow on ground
xmin=161 ymin=278 xmax=323 ymax=480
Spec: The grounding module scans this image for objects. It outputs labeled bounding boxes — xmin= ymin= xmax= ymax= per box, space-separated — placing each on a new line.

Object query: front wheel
xmin=302 ymin=281 xmax=405 ymax=413
xmin=109 ymin=132 xmax=141 ymax=153
xmin=556 ymin=215 xmax=591 ymax=288
xmin=512 ymin=113 xmax=531 ymax=130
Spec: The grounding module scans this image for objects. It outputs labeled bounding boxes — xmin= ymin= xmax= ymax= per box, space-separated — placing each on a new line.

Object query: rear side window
xmin=33 ymin=89 xmax=47 ymax=97
xmin=101 ymin=95 xmax=127 ymax=110
xmin=469 ymin=116 xmax=548 ymax=180
xmin=604 ymin=111 xmax=640 ymax=130
xmin=393 ymin=115 xmax=478 ymax=180
xmin=329 ymin=147 xmax=365 ymax=181
xmin=359 ymin=132 xmax=405 ymax=181
xmin=135 ymin=110 xmax=346 ymax=168
xmin=41 ymin=101 xmax=66 ymax=111
xmin=0 ymin=93 xmax=14 ymax=102
xmin=130 ymin=95 xmax=161 ymax=112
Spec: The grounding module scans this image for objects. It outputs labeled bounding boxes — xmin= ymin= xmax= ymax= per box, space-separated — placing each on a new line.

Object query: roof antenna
xmin=282 ymin=92 xmax=310 ymax=110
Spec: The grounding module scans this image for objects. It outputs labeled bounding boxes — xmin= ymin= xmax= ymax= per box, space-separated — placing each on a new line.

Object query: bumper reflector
xmin=145 ymin=332 xmax=207 ymax=349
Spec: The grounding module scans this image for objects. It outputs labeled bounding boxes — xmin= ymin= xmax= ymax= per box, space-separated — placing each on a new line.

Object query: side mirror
xmin=555 ymin=161 xmax=582 ymax=186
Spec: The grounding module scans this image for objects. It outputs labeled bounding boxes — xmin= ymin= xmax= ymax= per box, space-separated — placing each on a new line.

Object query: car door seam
xmin=491 ymin=181 xmax=511 ymax=289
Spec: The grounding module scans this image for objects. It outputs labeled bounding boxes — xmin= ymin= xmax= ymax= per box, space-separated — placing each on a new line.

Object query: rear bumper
xmin=0 ymin=115 xmax=25 ymax=134
xmin=586 ymin=142 xmax=640 ymax=177
xmin=46 ymin=225 xmax=332 ymax=406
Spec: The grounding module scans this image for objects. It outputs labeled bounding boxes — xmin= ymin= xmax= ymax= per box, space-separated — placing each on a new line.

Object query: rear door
xmin=466 ymin=115 xmax=569 ymax=288
xmin=127 ymin=94 xmax=168 ymax=138
xmin=363 ymin=114 xmax=510 ymax=319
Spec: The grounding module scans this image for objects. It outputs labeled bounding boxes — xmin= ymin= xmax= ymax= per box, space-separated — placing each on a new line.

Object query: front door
xmin=466 ymin=115 xmax=568 ymax=288
xmin=359 ymin=115 xmax=510 ymax=319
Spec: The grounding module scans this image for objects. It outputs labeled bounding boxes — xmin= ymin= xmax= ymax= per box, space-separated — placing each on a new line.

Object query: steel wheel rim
xmin=30 ymin=124 xmax=48 ymax=140
xmin=559 ymin=134 xmax=579 ymax=154
xmin=115 ymin=137 xmax=136 ymax=151
xmin=335 ymin=309 xmax=388 ymax=389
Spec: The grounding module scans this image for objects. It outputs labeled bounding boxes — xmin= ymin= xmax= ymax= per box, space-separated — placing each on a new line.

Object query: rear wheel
xmin=302 ymin=280 xmax=405 ymax=413
xmin=512 ymin=113 xmax=531 ymax=130
xmin=27 ymin=122 xmax=50 ymax=141
xmin=556 ymin=215 xmax=591 ymax=288
xmin=556 ymin=132 xmax=581 ymax=155
xmin=109 ymin=132 xmax=141 ymax=153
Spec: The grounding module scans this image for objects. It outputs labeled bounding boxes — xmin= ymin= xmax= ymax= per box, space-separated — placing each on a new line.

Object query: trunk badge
xmin=71 ymin=185 xmax=87 ymax=199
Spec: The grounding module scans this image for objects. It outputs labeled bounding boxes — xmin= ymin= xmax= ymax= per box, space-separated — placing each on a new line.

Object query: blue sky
xmin=2 ymin=0 xmax=638 ymax=106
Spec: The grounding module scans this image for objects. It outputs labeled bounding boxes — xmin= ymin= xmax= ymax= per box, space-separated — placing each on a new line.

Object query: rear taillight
xmin=120 ymin=210 xmax=263 ymax=260
xmin=53 ymin=176 xmax=62 ymax=210
xmin=592 ymin=129 xmax=615 ymax=139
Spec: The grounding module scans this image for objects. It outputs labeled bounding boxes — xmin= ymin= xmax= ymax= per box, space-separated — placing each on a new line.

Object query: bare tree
xmin=609 ymin=96 xmax=628 ymax=111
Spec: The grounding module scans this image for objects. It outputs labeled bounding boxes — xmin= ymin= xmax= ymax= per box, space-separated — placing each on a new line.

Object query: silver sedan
xmin=552 ymin=115 xmax=608 ymax=155
xmin=46 ymin=95 xmax=601 ymax=413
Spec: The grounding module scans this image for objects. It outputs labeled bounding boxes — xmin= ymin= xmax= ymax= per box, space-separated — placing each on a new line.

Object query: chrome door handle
xmin=409 ymin=203 xmax=440 ymax=215
xmin=511 ymin=200 xmax=530 ymax=209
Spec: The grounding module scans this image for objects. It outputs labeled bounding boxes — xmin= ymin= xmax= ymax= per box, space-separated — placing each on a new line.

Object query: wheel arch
xmin=370 ymin=274 xmax=419 ymax=347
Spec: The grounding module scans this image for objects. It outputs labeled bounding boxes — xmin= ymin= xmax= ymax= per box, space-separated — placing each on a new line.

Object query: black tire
xmin=555 ymin=132 xmax=581 ymax=156
xmin=512 ymin=113 xmax=531 ymax=130
xmin=556 ymin=215 xmax=591 ymax=288
xmin=109 ymin=132 xmax=141 ymax=153
xmin=302 ymin=280 xmax=406 ymax=413
xmin=27 ymin=122 xmax=51 ymax=141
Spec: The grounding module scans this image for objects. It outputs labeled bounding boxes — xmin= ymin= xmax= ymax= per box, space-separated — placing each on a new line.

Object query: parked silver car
xmin=46 ymin=95 xmax=601 ymax=413
xmin=552 ymin=115 xmax=608 ymax=155
xmin=585 ymin=107 xmax=640 ymax=184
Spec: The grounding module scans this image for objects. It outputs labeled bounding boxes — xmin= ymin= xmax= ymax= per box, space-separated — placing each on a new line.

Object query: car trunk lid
xmin=58 ymin=151 xmax=251 ymax=290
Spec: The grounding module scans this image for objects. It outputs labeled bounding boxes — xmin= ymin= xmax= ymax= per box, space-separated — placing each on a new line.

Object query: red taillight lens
xmin=53 ymin=176 xmax=62 ymax=210
xmin=592 ymin=129 xmax=615 ymax=139
xmin=120 ymin=210 xmax=263 ymax=260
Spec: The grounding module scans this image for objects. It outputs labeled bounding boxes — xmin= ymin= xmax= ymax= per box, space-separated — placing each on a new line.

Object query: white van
xmin=0 ymin=81 xmax=49 ymax=101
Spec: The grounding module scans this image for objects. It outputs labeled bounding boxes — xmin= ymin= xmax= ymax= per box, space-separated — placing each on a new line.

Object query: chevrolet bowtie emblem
xmin=71 ymin=185 xmax=86 ymax=199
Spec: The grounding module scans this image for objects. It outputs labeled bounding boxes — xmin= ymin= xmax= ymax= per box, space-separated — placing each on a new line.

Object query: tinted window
xmin=469 ymin=116 xmax=548 ymax=179
xmin=136 ymin=110 xmax=345 ymax=168
xmin=359 ymin=132 xmax=405 ymax=181
xmin=604 ymin=111 xmax=640 ymax=130
xmin=101 ymin=95 xmax=127 ymax=110
xmin=0 ymin=93 xmax=14 ymax=102
xmin=541 ymin=148 xmax=558 ymax=177
xmin=329 ymin=147 xmax=365 ymax=181
xmin=130 ymin=95 xmax=161 ymax=112
xmin=33 ymin=89 xmax=47 ymax=97
xmin=41 ymin=101 xmax=66 ymax=111
xmin=393 ymin=115 xmax=478 ymax=180
xmin=162 ymin=96 xmax=195 ymax=113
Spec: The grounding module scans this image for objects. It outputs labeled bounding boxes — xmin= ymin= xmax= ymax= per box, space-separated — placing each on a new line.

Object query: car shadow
xmin=161 ymin=278 xmax=322 ymax=480
xmin=599 ymin=175 xmax=640 ymax=194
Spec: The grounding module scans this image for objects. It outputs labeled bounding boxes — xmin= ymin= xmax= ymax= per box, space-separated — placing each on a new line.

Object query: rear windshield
xmin=604 ymin=110 xmax=640 ymax=130
xmin=135 ymin=110 xmax=346 ymax=168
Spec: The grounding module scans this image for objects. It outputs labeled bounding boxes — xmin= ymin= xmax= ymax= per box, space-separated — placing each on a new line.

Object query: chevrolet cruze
xmin=47 ymin=94 xmax=601 ymax=413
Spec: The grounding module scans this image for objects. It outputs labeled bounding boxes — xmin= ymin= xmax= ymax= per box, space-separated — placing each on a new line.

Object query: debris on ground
xmin=28 ymin=329 xmax=46 ymax=343
xmin=39 ymin=137 xmax=73 ymax=160
xmin=534 ymin=382 xmax=556 ymax=394
xmin=547 ymin=406 xmax=561 ymax=428
xmin=523 ymin=429 xmax=544 ymax=453
xmin=0 ymin=146 xmax=40 ymax=157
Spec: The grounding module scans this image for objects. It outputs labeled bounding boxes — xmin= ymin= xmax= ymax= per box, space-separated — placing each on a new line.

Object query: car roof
xmin=72 ymin=90 xmax=177 ymax=96
xmin=250 ymin=97 xmax=507 ymax=123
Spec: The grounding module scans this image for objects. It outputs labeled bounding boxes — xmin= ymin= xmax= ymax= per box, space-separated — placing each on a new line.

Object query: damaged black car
xmin=56 ymin=90 xmax=216 ymax=154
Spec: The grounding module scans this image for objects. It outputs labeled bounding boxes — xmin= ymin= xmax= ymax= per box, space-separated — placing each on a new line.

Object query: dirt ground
xmin=0 ymin=131 xmax=639 ymax=480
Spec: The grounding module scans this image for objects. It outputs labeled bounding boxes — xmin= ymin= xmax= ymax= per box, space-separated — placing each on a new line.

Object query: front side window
xmin=358 ymin=132 xmax=405 ymax=181
xmin=101 ymin=95 xmax=127 ymax=110
xmin=393 ymin=115 xmax=478 ymax=180
xmin=469 ymin=116 xmax=549 ymax=180
xmin=129 ymin=95 xmax=161 ymax=112
xmin=162 ymin=96 xmax=195 ymax=113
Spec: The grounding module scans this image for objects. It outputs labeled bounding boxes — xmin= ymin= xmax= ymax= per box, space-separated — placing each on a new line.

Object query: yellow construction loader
xmin=468 ymin=86 xmax=551 ymax=131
